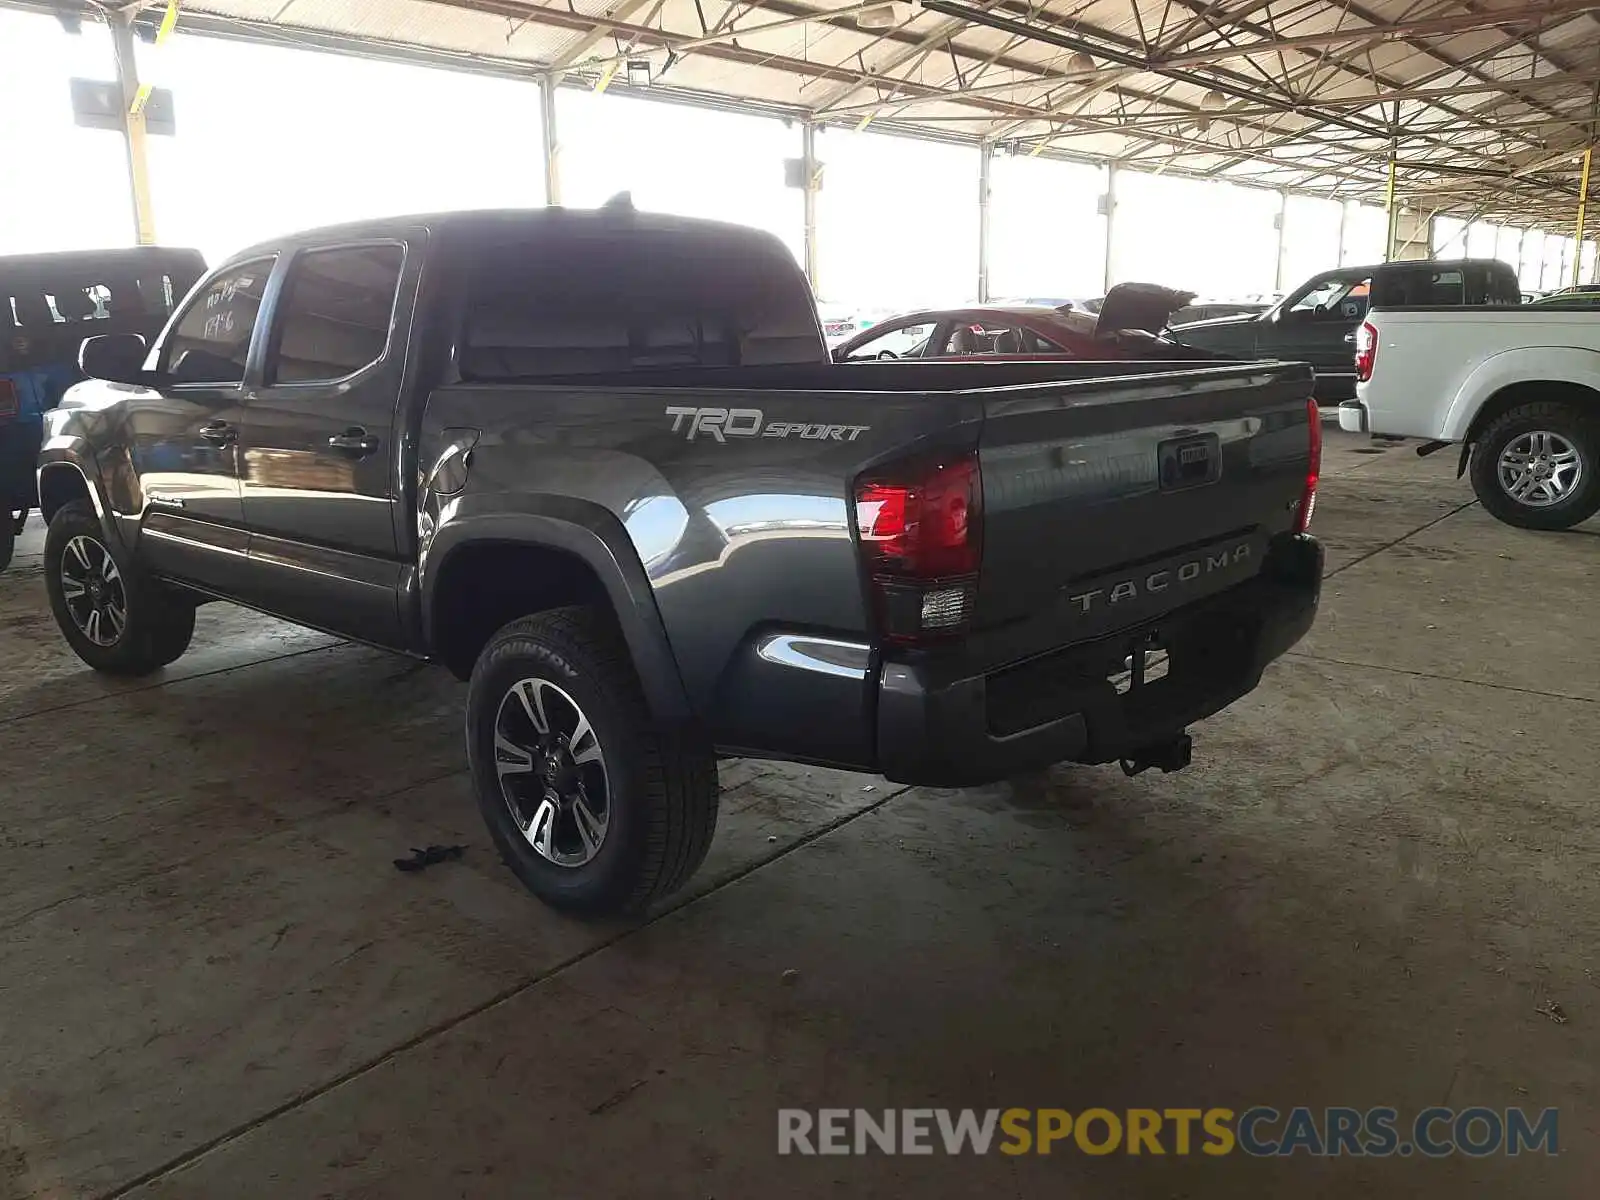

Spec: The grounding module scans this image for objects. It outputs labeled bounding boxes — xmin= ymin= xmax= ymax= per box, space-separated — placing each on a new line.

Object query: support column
xmin=1573 ymin=146 xmax=1592 ymax=288
xmin=802 ymin=121 xmax=820 ymax=293
xmin=1335 ymin=199 xmax=1349 ymax=268
xmin=1101 ymin=162 xmax=1119 ymax=293
xmin=540 ymin=74 xmax=562 ymax=207
xmin=977 ymin=140 xmax=992 ymax=303
xmin=1383 ymin=141 xmax=1399 ymax=262
xmin=109 ymin=9 xmax=156 ymax=245
xmin=1273 ymin=189 xmax=1289 ymax=291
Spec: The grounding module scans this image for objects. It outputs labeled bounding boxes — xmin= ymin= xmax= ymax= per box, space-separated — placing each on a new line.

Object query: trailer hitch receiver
xmin=1120 ymin=733 xmax=1193 ymax=777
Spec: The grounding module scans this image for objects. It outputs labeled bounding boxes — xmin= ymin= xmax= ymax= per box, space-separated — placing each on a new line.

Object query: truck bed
xmin=1352 ymin=306 xmax=1600 ymax=440
xmin=422 ymin=356 xmax=1318 ymax=774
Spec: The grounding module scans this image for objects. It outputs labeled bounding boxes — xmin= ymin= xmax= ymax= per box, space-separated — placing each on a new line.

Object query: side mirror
xmin=79 ymin=333 xmax=148 ymax=384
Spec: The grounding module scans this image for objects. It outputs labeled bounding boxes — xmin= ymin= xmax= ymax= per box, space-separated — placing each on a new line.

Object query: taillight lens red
xmin=0 ymin=379 xmax=18 ymax=421
xmin=855 ymin=452 xmax=982 ymax=641
xmin=1354 ymin=320 xmax=1378 ymax=382
xmin=857 ymin=456 xmax=980 ymax=577
xmin=1295 ymin=398 xmax=1321 ymax=534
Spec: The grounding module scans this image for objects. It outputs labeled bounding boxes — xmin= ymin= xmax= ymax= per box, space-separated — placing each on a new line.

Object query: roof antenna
xmin=602 ymin=191 xmax=635 ymax=212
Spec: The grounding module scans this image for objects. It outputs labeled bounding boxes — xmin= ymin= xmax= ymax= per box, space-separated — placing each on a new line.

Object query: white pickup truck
xmin=1341 ymin=307 xmax=1600 ymax=529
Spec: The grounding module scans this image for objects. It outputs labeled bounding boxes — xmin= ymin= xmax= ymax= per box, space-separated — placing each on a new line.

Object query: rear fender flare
xmin=1443 ymin=347 xmax=1600 ymax=442
xmin=420 ymin=493 xmax=691 ymax=721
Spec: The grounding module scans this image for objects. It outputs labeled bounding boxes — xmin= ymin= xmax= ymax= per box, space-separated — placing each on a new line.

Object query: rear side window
xmin=268 ymin=244 xmax=404 ymax=384
xmin=1373 ymin=267 xmax=1463 ymax=307
xmin=163 ymin=258 xmax=274 ymax=385
xmin=1476 ymin=265 xmax=1522 ymax=306
xmin=460 ymin=226 xmax=823 ymax=380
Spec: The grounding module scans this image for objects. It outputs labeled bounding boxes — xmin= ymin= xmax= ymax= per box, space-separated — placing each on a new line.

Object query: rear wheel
xmin=1470 ymin=400 xmax=1600 ymax=530
xmin=44 ymin=500 xmax=195 ymax=674
xmin=466 ymin=607 xmax=718 ymax=915
xmin=0 ymin=516 xmax=13 ymax=574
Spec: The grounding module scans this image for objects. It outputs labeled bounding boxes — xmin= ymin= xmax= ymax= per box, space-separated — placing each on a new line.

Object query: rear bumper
xmin=875 ymin=534 xmax=1323 ymax=787
xmin=1338 ymin=400 xmax=1368 ymax=433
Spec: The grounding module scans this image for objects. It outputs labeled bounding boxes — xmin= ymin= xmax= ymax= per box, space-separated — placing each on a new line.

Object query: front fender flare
xmin=420 ymin=493 xmax=691 ymax=722
xmin=36 ymin=439 xmax=125 ymax=551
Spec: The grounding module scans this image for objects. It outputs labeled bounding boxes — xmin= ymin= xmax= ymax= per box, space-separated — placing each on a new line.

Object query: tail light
xmin=0 ymin=379 xmax=18 ymax=421
xmin=1294 ymin=398 xmax=1321 ymax=535
xmin=855 ymin=451 xmax=982 ymax=642
xmin=1354 ymin=320 xmax=1378 ymax=382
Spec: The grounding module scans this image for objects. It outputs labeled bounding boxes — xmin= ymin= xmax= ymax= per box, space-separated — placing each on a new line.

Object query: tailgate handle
xmin=1159 ymin=434 xmax=1222 ymax=490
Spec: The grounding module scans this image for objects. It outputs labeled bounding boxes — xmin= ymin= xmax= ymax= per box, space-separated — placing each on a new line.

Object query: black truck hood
xmin=1094 ymin=282 xmax=1197 ymax=335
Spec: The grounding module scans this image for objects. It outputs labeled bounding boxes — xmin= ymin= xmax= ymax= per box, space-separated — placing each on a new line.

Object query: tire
xmin=465 ymin=607 xmax=718 ymax=915
xmin=1469 ymin=400 xmax=1600 ymax=530
xmin=43 ymin=500 xmax=196 ymax=674
xmin=0 ymin=522 xmax=12 ymax=575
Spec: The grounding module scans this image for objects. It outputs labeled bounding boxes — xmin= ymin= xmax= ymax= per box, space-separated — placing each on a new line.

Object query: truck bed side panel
xmin=1359 ymin=309 xmax=1600 ymax=440
xmin=420 ymin=383 xmax=979 ymax=768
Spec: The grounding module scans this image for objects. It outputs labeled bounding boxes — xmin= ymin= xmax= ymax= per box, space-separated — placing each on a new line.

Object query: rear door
xmin=233 ymin=237 xmax=417 ymax=645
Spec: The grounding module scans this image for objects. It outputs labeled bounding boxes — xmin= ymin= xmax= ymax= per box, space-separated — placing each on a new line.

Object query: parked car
xmin=818 ymin=308 xmax=870 ymax=345
xmin=0 ymin=247 xmax=205 ymax=571
xmin=831 ymin=285 xmax=1205 ymax=363
xmin=40 ymin=207 xmax=1322 ymax=914
xmin=1343 ymin=303 xmax=1600 ymax=528
xmin=1174 ymin=259 xmax=1522 ymax=403
xmin=1530 ymin=286 xmax=1600 ymax=309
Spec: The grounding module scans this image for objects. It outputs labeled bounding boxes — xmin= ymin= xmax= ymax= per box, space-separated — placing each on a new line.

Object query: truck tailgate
xmin=971 ymin=362 xmax=1314 ymax=660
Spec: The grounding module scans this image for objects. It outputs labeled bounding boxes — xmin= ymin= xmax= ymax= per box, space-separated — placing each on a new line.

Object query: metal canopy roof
xmin=26 ymin=0 xmax=1600 ymax=229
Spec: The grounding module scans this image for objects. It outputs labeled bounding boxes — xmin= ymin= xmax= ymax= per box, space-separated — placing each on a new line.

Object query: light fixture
xmin=855 ymin=2 xmax=903 ymax=29
xmin=626 ymin=58 xmax=652 ymax=86
xmin=1200 ymin=89 xmax=1227 ymax=111
xmin=1068 ymin=51 xmax=1095 ymax=73
xmin=1196 ymin=115 xmax=1213 ymax=133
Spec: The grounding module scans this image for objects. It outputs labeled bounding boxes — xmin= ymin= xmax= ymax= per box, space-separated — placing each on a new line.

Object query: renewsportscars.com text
xmin=778 ymin=1106 xmax=1558 ymax=1158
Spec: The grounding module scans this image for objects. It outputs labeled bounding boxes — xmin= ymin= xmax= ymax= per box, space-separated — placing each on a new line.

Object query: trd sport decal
xmin=666 ymin=407 xmax=870 ymax=443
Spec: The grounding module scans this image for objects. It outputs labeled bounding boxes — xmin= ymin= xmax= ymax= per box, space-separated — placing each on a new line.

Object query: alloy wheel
xmin=493 ymin=677 xmax=610 ymax=867
xmin=1497 ymin=430 xmax=1583 ymax=508
xmin=59 ymin=534 xmax=127 ymax=647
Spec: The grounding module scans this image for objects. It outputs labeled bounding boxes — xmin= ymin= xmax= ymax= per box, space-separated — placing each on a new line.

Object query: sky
xmin=0 ymin=7 xmax=1590 ymax=311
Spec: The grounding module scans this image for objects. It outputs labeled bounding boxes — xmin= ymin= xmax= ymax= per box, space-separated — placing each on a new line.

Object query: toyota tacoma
xmin=37 ymin=206 xmax=1323 ymax=914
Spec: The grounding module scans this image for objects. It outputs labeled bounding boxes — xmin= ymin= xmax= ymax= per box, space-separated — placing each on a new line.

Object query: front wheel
xmin=1470 ymin=400 xmax=1600 ymax=530
xmin=466 ymin=607 xmax=718 ymax=915
xmin=44 ymin=500 xmax=196 ymax=674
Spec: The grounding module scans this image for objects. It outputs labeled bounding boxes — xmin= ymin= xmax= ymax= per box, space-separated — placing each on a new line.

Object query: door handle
xmin=198 ymin=421 xmax=236 ymax=445
xmin=327 ymin=427 xmax=380 ymax=457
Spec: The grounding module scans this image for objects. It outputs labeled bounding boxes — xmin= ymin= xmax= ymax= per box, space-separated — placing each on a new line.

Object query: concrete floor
xmin=1 ymin=430 xmax=1595 ymax=1199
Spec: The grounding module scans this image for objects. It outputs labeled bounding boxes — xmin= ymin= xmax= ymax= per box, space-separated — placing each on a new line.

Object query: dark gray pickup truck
xmin=38 ymin=207 xmax=1323 ymax=914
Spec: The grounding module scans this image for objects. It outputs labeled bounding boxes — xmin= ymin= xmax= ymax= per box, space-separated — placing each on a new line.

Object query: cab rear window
xmin=460 ymin=227 xmax=825 ymax=380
